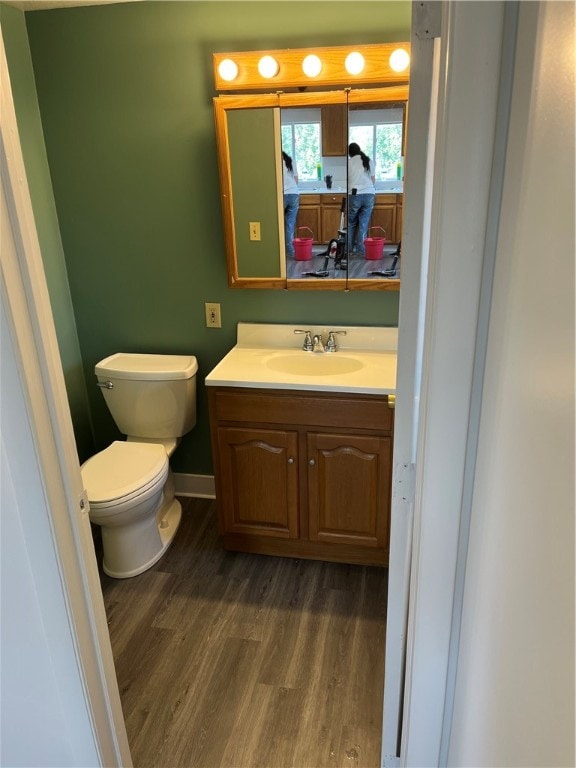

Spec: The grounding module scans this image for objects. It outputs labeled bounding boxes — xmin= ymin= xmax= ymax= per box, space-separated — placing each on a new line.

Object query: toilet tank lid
xmin=95 ymin=353 xmax=198 ymax=380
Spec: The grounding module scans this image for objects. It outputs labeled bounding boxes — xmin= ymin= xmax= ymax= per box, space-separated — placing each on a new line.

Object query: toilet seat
xmin=81 ymin=440 xmax=168 ymax=510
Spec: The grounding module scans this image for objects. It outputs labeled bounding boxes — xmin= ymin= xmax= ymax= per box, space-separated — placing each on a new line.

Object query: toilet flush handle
xmin=97 ymin=380 xmax=114 ymax=389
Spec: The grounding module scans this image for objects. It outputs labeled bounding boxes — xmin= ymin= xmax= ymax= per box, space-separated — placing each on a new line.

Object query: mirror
xmin=213 ymin=85 xmax=408 ymax=290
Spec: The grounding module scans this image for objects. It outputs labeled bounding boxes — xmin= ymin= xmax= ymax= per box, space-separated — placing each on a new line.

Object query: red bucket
xmin=364 ymin=227 xmax=386 ymax=260
xmin=293 ymin=227 xmax=314 ymax=261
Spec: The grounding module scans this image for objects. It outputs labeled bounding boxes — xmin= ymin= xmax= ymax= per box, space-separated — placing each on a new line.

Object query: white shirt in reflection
xmin=348 ymin=155 xmax=375 ymax=195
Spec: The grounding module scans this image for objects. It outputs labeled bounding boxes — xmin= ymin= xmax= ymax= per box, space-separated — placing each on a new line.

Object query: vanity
xmin=206 ymin=323 xmax=397 ymax=567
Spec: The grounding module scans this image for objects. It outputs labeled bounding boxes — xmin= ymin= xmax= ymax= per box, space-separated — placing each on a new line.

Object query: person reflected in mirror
xmin=347 ymin=142 xmax=376 ymax=257
xmin=282 ymin=151 xmax=299 ymax=258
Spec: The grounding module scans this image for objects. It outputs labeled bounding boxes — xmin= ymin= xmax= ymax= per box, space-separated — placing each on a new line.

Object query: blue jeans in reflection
xmin=284 ymin=194 xmax=299 ymax=257
xmin=347 ymin=193 xmax=375 ymax=256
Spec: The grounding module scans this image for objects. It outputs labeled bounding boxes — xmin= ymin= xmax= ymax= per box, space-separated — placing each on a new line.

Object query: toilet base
xmin=102 ymin=496 xmax=182 ymax=579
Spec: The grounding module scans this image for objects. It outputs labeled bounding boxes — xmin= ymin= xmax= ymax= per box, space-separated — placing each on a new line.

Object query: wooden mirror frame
xmin=213 ymin=85 xmax=408 ymax=290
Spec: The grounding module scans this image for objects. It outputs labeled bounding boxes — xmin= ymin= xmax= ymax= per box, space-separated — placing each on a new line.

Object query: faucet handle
xmin=294 ymin=329 xmax=313 ymax=352
xmin=326 ymin=330 xmax=347 ymax=352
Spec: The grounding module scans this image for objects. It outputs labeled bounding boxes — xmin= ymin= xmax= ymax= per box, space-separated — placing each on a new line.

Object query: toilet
xmin=81 ymin=352 xmax=198 ymax=578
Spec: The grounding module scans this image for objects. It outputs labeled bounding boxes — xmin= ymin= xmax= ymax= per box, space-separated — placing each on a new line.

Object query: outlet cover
xmin=205 ymin=302 xmax=222 ymax=328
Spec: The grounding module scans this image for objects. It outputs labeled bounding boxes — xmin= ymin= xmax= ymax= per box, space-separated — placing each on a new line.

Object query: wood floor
xmin=99 ymin=498 xmax=388 ymax=768
xmin=286 ymin=243 xmax=400 ymax=280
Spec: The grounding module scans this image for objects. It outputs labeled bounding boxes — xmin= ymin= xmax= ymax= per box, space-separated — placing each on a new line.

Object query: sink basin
xmin=266 ymin=353 xmax=364 ymax=377
xmin=204 ymin=322 xmax=398 ymax=394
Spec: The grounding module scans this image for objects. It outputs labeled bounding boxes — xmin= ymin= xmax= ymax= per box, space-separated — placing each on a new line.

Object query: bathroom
xmin=1 ymin=0 xmax=409 ymax=765
xmin=3 ymin=2 xmax=574 ymax=767
xmin=2 ymin=0 xmax=407 ymax=473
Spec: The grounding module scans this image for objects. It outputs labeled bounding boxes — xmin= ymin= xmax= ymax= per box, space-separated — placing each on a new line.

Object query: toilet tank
xmin=95 ymin=353 xmax=198 ymax=439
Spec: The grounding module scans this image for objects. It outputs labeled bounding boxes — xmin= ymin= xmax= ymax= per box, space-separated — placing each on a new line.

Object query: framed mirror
xmin=213 ymin=85 xmax=408 ymax=290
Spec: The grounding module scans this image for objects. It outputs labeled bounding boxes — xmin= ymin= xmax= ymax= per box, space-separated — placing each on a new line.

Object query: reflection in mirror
xmin=227 ymin=106 xmax=283 ymax=279
xmin=346 ymin=102 xmax=405 ymax=282
xmin=213 ymin=85 xmax=408 ymax=290
xmin=281 ymin=98 xmax=406 ymax=284
xmin=281 ymin=100 xmax=349 ymax=281
xmin=281 ymin=149 xmax=299 ymax=262
xmin=277 ymin=91 xmax=349 ymax=290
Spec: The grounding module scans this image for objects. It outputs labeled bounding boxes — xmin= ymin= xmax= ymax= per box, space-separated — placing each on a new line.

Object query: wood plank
xmin=99 ymin=498 xmax=388 ymax=768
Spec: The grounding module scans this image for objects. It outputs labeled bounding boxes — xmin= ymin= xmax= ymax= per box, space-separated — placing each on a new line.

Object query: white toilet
xmin=81 ymin=352 xmax=198 ymax=579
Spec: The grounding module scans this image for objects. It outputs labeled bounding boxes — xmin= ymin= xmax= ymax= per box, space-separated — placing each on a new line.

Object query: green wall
xmin=16 ymin=1 xmax=410 ymax=474
xmin=1 ymin=4 xmax=95 ymax=460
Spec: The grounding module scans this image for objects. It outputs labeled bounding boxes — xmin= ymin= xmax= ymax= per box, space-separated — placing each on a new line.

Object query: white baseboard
xmin=174 ymin=473 xmax=216 ymax=499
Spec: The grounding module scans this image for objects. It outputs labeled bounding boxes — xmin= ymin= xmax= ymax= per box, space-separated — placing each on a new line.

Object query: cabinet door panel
xmin=218 ymin=427 xmax=299 ymax=538
xmin=396 ymin=200 xmax=403 ymax=242
xmin=321 ymin=205 xmax=343 ymax=244
xmin=321 ymin=104 xmax=347 ymax=156
xmin=308 ymin=433 xmax=391 ymax=549
xmin=296 ymin=205 xmax=321 ymax=244
xmin=370 ymin=204 xmax=397 ymax=243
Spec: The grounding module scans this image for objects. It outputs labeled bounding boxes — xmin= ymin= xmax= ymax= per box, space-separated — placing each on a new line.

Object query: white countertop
xmin=298 ymin=185 xmax=403 ymax=195
xmin=205 ymin=323 xmax=397 ymax=395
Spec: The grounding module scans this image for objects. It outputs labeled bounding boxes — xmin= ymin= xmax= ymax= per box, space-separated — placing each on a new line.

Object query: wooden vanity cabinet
xmin=207 ymin=387 xmax=394 ymax=566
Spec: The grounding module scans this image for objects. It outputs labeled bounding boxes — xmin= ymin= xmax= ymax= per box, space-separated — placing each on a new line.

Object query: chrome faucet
xmin=294 ymin=328 xmax=347 ymax=353
xmin=312 ymin=334 xmax=325 ymax=353
xmin=294 ymin=329 xmax=314 ymax=352
xmin=326 ymin=330 xmax=347 ymax=352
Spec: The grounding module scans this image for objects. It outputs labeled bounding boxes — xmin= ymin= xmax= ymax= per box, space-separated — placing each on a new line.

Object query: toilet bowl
xmin=82 ymin=440 xmax=181 ymax=578
xmin=83 ymin=352 xmax=198 ymax=579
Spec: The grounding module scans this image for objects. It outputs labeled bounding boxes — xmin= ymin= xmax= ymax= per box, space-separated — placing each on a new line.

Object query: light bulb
xmin=218 ymin=59 xmax=239 ymax=82
xmin=258 ymin=55 xmax=279 ymax=79
xmin=345 ymin=51 xmax=365 ymax=75
xmin=389 ymin=48 xmax=410 ymax=73
xmin=302 ymin=54 xmax=322 ymax=78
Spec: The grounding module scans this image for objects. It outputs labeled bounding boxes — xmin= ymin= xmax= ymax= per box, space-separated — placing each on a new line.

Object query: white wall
xmin=0 ymin=297 xmax=99 ymax=767
xmin=448 ymin=2 xmax=575 ymax=764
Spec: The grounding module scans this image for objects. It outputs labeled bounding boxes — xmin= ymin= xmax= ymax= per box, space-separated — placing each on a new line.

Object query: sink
xmin=266 ymin=353 xmax=364 ymax=377
xmin=204 ymin=322 xmax=398 ymax=394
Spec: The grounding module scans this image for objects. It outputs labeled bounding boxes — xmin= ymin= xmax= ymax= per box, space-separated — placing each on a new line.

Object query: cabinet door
xmin=307 ymin=432 xmax=391 ymax=549
xmin=217 ymin=427 xmax=299 ymax=538
xmin=370 ymin=202 xmax=397 ymax=243
xmin=296 ymin=197 xmax=321 ymax=244
xmin=321 ymin=104 xmax=347 ymax=156
xmin=321 ymin=204 xmax=343 ymax=244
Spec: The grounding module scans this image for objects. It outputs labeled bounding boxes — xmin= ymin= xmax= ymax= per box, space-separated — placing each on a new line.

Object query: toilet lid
xmin=81 ymin=441 xmax=168 ymax=504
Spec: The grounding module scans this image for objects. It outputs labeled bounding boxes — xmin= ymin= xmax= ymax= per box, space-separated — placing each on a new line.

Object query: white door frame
xmin=381 ymin=3 xmax=442 ymax=763
xmin=1 ymin=30 xmax=131 ymax=767
xmin=389 ymin=2 xmax=513 ymax=764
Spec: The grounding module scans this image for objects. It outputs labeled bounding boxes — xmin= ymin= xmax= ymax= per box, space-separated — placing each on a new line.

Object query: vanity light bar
xmin=214 ymin=43 xmax=410 ymax=91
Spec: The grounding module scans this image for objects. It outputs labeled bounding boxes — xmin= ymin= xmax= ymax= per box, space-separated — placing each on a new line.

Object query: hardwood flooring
xmin=99 ymin=498 xmax=388 ymax=768
xmin=286 ymin=243 xmax=400 ymax=281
